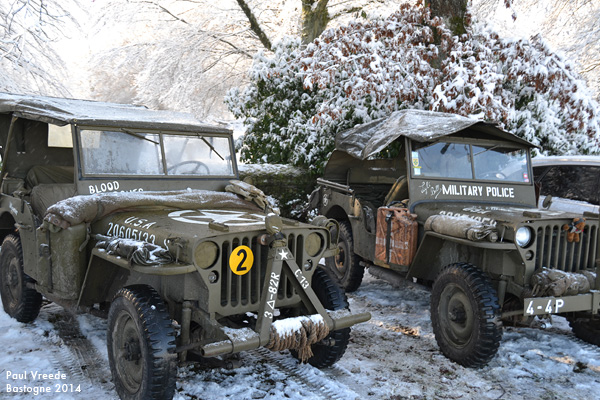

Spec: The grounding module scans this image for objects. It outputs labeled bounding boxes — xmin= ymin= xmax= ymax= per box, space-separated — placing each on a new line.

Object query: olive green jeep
xmin=310 ymin=110 xmax=600 ymax=368
xmin=0 ymin=93 xmax=369 ymax=400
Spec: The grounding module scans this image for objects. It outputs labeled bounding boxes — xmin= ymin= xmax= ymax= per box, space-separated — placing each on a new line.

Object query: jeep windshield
xmin=411 ymin=140 xmax=530 ymax=183
xmin=78 ymin=128 xmax=235 ymax=177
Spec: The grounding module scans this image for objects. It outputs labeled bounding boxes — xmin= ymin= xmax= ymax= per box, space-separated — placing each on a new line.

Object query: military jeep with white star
xmin=0 ymin=93 xmax=369 ymax=400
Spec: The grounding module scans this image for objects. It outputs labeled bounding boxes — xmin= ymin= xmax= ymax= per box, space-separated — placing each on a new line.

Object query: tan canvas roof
xmin=335 ymin=109 xmax=536 ymax=160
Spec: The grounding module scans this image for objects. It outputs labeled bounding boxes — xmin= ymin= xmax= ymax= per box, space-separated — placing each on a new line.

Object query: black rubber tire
xmin=568 ymin=315 xmax=600 ymax=346
xmin=430 ymin=263 xmax=502 ymax=368
xmin=292 ymin=267 xmax=351 ymax=368
xmin=0 ymin=234 xmax=42 ymax=323
xmin=107 ymin=285 xmax=177 ymax=400
xmin=325 ymin=220 xmax=364 ymax=292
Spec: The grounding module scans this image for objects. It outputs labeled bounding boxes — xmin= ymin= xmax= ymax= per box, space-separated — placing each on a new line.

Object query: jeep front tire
xmin=292 ymin=267 xmax=351 ymax=368
xmin=107 ymin=285 xmax=177 ymax=400
xmin=568 ymin=314 xmax=600 ymax=346
xmin=431 ymin=263 xmax=502 ymax=368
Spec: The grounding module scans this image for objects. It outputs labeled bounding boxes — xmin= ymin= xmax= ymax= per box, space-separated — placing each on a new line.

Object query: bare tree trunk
xmin=425 ymin=0 xmax=469 ymax=35
xmin=236 ymin=0 xmax=272 ymax=51
xmin=301 ymin=0 xmax=330 ymax=44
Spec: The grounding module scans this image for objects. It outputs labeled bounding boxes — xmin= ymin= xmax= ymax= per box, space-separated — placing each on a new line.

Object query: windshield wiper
xmin=199 ymin=135 xmax=225 ymax=160
xmin=121 ymin=129 xmax=160 ymax=145
xmin=474 ymin=145 xmax=500 ymax=157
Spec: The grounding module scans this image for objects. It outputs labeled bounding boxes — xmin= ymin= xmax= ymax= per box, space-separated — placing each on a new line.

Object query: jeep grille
xmin=218 ymin=233 xmax=306 ymax=314
xmin=534 ymin=223 xmax=598 ymax=272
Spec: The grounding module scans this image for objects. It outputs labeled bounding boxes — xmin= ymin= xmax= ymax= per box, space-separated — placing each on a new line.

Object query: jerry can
xmin=375 ymin=207 xmax=418 ymax=266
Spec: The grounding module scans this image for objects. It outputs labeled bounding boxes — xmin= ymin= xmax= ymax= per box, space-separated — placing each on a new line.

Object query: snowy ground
xmin=1 ymin=271 xmax=600 ymax=400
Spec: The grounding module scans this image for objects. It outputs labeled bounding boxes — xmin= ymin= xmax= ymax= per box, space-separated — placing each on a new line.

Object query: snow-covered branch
xmin=0 ymin=0 xmax=77 ymax=95
xmin=228 ymin=4 xmax=600 ymax=175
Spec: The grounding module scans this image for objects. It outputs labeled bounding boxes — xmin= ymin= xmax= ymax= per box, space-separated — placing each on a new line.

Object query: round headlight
xmin=306 ymin=232 xmax=324 ymax=257
xmin=195 ymin=241 xmax=219 ymax=269
xmin=515 ymin=227 xmax=533 ymax=247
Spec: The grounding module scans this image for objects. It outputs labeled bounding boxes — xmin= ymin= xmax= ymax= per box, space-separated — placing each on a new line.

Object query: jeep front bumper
xmin=524 ymin=291 xmax=600 ymax=316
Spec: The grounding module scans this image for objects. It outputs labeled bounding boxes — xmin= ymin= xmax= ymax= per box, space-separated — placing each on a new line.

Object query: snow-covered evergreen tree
xmin=227 ymin=4 xmax=600 ymax=174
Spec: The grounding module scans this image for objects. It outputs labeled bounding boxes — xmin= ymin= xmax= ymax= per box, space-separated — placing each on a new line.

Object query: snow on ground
xmin=1 ymin=271 xmax=600 ymax=399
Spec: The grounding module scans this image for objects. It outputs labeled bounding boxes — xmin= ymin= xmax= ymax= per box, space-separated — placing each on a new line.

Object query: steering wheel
xmin=167 ymin=161 xmax=210 ymax=175
xmin=481 ymin=171 xmax=506 ymax=180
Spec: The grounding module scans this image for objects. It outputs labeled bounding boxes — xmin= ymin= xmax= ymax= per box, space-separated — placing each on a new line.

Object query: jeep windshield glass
xmin=163 ymin=135 xmax=233 ymax=175
xmin=79 ymin=129 xmax=234 ymax=177
xmin=472 ymin=145 xmax=529 ymax=182
xmin=412 ymin=141 xmax=530 ymax=183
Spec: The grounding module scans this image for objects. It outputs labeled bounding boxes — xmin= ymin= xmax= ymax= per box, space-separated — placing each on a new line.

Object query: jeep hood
xmin=413 ymin=203 xmax=592 ymax=228
xmin=44 ymin=189 xmax=263 ymax=231
xmin=92 ymin=208 xmax=279 ymax=246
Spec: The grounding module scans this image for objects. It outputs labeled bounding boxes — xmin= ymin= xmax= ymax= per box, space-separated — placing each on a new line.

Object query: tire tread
xmin=108 ymin=285 xmax=177 ymax=400
xmin=0 ymin=234 xmax=42 ymax=323
xmin=431 ymin=262 xmax=502 ymax=368
xmin=326 ymin=220 xmax=364 ymax=292
xmin=293 ymin=267 xmax=351 ymax=368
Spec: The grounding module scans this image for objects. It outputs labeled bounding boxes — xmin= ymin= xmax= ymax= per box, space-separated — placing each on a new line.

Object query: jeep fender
xmin=0 ymin=196 xmax=38 ymax=278
xmin=323 ymin=201 xmax=375 ymax=262
xmin=407 ymin=231 xmax=515 ymax=283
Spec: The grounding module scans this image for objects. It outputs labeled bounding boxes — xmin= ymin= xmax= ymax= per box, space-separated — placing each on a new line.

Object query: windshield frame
xmin=75 ymin=126 xmax=238 ymax=179
xmin=408 ymin=137 xmax=533 ymax=185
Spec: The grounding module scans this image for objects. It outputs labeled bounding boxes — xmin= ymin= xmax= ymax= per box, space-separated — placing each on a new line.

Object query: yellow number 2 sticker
xmin=229 ymin=245 xmax=254 ymax=276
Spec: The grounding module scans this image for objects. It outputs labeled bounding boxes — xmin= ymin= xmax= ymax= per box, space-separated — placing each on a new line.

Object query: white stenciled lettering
xmin=486 ymin=186 xmax=515 ymax=198
xmin=439 ymin=211 xmax=497 ymax=227
xmin=442 ymin=184 xmax=484 ymax=197
xmin=555 ymin=299 xmax=564 ymax=313
xmin=107 ymin=222 xmax=156 ymax=244
xmin=87 ymin=182 xmax=143 ymax=195
xmin=441 ymin=184 xmax=515 ymax=198
xmin=88 ymin=181 xmax=122 ymax=194
xmin=123 ymin=216 xmax=157 ymax=229
xmin=294 ymin=269 xmax=310 ymax=289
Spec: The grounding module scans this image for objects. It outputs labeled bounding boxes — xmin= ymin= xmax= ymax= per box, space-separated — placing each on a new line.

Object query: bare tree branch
xmin=235 ymin=0 xmax=272 ymax=51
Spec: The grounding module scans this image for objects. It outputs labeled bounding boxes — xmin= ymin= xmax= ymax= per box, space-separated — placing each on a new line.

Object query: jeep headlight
xmin=515 ymin=227 xmax=533 ymax=247
xmin=195 ymin=241 xmax=219 ymax=269
xmin=306 ymin=232 xmax=323 ymax=257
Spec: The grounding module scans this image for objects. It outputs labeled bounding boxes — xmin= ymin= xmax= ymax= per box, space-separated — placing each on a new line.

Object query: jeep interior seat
xmin=25 ymin=165 xmax=74 ymax=187
xmin=30 ymin=184 xmax=77 ymax=218
xmin=346 ymin=167 xmax=398 ymax=185
xmin=26 ymin=165 xmax=76 ymax=218
xmin=384 ymin=175 xmax=408 ymax=206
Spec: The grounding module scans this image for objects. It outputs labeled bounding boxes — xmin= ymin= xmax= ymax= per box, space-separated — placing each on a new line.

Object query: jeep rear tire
xmin=107 ymin=285 xmax=177 ymax=400
xmin=291 ymin=267 xmax=351 ymax=368
xmin=431 ymin=263 xmax=502 ymax=368
xmin=0 ymin=234 xmax=42 ymax=323
xmin=325 ymin=220 xmax=364 ymax=292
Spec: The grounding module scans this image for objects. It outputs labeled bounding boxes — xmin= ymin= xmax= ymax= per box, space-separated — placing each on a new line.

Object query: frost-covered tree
xmin=433 ymin=31 xmax=600 ymax=155
xmin=88 ymin=0 xmax=261 ymax=117
xmin=88 ymin=0 xmax=409 ymax=118
xmin=227 ymin=4 xmax=600 ymax=174
xmin=472 ymin=0 xmax=600 ymax=99
xmin=0 ymin=0 xmax=77 ymax=95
